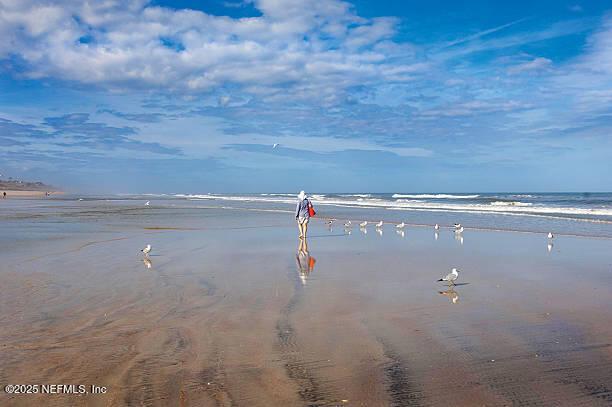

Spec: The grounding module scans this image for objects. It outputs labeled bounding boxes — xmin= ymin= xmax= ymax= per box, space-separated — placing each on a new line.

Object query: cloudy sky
xmin=0 ymin=0 xmax=611 ymax=193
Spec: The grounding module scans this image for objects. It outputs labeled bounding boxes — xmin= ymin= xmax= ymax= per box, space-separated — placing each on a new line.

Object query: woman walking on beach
xmin=295 ymin=190 xmax=312 ymax=238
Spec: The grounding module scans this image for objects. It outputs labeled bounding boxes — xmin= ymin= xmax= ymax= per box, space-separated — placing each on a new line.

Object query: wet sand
xmin=1 ymin=203 xmax=611 ymax=406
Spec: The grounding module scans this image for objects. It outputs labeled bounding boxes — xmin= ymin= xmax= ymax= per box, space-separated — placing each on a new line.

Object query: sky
xmin=0 ymin=0 xmax=611 ymax=193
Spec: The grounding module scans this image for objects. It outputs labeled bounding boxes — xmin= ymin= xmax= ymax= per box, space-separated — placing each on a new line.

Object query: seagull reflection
xmin=455 ymin=234 xmax=464 ymax=245
xmin=439 ymin=288 xmax=459 ymax=304
xmin=396 ymin=229 xmax=405 ymax=238
xmin=142 ymin=257 xmax=152 ymax=269
xmin=360 ymin=227 xmax=368 ymax=235
xmin=434 ymin=232 xmax=439 ymax=240
xmin=376 ymin=228 xmax=383 ymax=236
xmin=296 ymin=238 xmax=316 ymax=285
xmin=547 ymin=242 xmax=553 ymax=253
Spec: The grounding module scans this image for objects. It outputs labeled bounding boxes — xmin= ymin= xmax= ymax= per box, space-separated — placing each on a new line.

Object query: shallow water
xmin=1 ymin=200 xmax=611 ymax=406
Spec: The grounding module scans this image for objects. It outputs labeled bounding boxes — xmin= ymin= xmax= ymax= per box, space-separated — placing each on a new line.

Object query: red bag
xmin=308 ymin=202 xmax=316 ymax=217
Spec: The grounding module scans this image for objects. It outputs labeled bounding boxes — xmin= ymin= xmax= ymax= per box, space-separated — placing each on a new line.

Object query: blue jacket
xmin=295 ymin=198 xmax=310 ymax=219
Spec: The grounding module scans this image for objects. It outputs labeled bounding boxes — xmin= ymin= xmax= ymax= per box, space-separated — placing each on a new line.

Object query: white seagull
xmin=396 ymin=222 xmax=405 ymax=229
xmin=453 ymin=223 xmax=461 ymax=229
xmin=360 ymin=221 xmax=368 ymax=228
xmin=326 ymin=219 xmax=334 ymax=225
xmin=376 ymin=220 xmax=383 ymax=228
xmin=547 ymin=232 xmax=554 ymax=239
xmin=145 ymin=201 xmax=150 ymax=206
xmin=272 ymin=143 xmax=279 ymax=149
xmin=434 ymin=224 xmax=440 ymax=230
xmin=344 ymin=220 xmax=352 ymax=227
xmin=438 ymin=268 xmax=459 ymax=285
xmin=141 ymin=244 xmax=152 ymax=256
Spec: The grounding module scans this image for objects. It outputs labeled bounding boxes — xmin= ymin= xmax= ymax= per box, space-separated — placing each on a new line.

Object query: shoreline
xmin=0 ymin=190 xmax=62 ymax=198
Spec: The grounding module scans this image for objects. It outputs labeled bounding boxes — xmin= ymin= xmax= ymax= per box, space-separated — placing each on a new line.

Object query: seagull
xmin=360 ymin=221 xmax=368 ymax=228
xmin=438 ymin=268 xmax=459 ymax=285
xmin=272 ymin=143 xmax=279 ymax=149
xmin=344 ymin=220 xmax=352 ymax=227
xmin=326 ymin=219 xmax=334 ymax=225
xmin=453 ymin=223 xmax=461 ymax=229
xmin=455 ymin=226 xmax=464 ymax=234
xmin=376 ymin=221 xmax=383 ymax=228
xmin=396 ymin=222 xmax=405 ymax=229
xmin=145 ymin=201 xmax=150 ymax=206
xmin=434 ymin=224 xmax=440 ymax=230
xmin=547 ymin=232 xmax=554 ymax=239
xmin=141 ymin=244 xmax=152 ymax=256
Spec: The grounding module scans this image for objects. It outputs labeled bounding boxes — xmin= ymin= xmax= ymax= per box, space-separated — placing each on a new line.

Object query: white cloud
xmin=507 ymin=57 xmax=552 ymax=74
xmin=0 ymin=0 xmax=419 ymax=104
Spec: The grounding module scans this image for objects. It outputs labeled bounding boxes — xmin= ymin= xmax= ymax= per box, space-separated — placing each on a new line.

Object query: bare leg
xmin=303 ymin=221 xmax=309 ymax=238
xmin=298 ymin=221 xmax=304 ymax=238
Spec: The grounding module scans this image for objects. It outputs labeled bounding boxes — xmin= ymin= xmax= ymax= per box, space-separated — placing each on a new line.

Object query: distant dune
xmin=0 ymin=179 xmax=59 ymax=193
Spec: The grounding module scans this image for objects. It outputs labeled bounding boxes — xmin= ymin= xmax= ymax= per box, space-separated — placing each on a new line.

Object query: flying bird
xmin=360 ymin=221 xmax=368 ymax=228
xmin=547 ymin=232 xmax=554 ymax=239
xmin=376 ymin=221 xmax=383 ymax=228
xmin=396 ymin=222 xmax=405 ymax=229
xmin=141 ymin=244 xmax=152 ymax=256
xmin=438 ymin=268 xmax=459 ymax=285
xmin=272 ymin=143 xmax=279 ymax=149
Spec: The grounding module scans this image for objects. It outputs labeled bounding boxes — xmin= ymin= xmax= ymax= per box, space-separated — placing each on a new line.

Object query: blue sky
xmin=0 ymin=0 xmax=610 ymax=193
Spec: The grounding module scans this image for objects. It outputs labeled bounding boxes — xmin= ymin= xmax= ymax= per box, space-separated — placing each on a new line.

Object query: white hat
xmin=298 ymin=190 xmax=306 ymax=200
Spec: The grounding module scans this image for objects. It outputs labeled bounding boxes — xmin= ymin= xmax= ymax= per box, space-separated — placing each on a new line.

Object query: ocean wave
xmin=490 ymin=201 xmax=533 ymax=207
xmin=173 ymin=193 xmax=612 ymax=218
xmin=392 ymin=194 xmax=480 ymax=199
xmin=340 ymin=194 xmax=372 ymax=198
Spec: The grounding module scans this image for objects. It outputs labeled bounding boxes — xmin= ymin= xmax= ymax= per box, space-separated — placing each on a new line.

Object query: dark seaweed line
xmin=275 ymin=263 xmax=335 ymax=406
xmin=376 ymin=337 xmax=427 ymax=407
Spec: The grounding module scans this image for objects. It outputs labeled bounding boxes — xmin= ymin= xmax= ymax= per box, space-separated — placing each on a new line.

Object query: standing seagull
xmin=453 ymin=223 xmax=461 ymax=230
xmin=438 ymin=268 xmax=459 ymax=285
xmin=434 ymin=224 xmax=440 ymax=230
xmin=376 ymin=220 xmax=383 ymax=228
xmin=360 ymin=221 xmax=368 ymax=228
xmin=396 ymin=222 xmax=405 ymax=229
xmin=344 ymin=220 xmax=352 ymax=228
xmin=141 ymin=244 xmax=152 ymax=256
xmin=547 ymin=232 xmax=554 ymax=239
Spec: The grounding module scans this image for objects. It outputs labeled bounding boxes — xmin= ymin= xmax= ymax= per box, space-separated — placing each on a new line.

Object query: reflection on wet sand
xmin=439 ymin=288 xmax=459 ymax=304
xmin=142 ymin=257 xmax=152 ymax=269
xmin=296 ymin=238 xmax=316 ymax=286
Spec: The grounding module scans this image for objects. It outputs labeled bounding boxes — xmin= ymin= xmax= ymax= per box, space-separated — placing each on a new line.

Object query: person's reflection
xmin=296 ymin=238 xmax=316 ymax=285
xmin=143 ymin=257 xmax=152 ymax=269
xmin=439 ymin=288 xmax=459 ymax=304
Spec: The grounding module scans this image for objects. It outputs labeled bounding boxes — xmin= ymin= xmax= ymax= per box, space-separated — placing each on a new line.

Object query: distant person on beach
xmin=2 ymin=192 xmax=5 ymax=198
xmin=295 ymin=190 xmax=311 ymax=238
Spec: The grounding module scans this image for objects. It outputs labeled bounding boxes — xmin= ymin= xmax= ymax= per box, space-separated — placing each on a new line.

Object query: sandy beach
xmin=0 ymin=199 xmax=611 ymax=406
xmin=0 ymin=190 xmax=61 ymax=198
